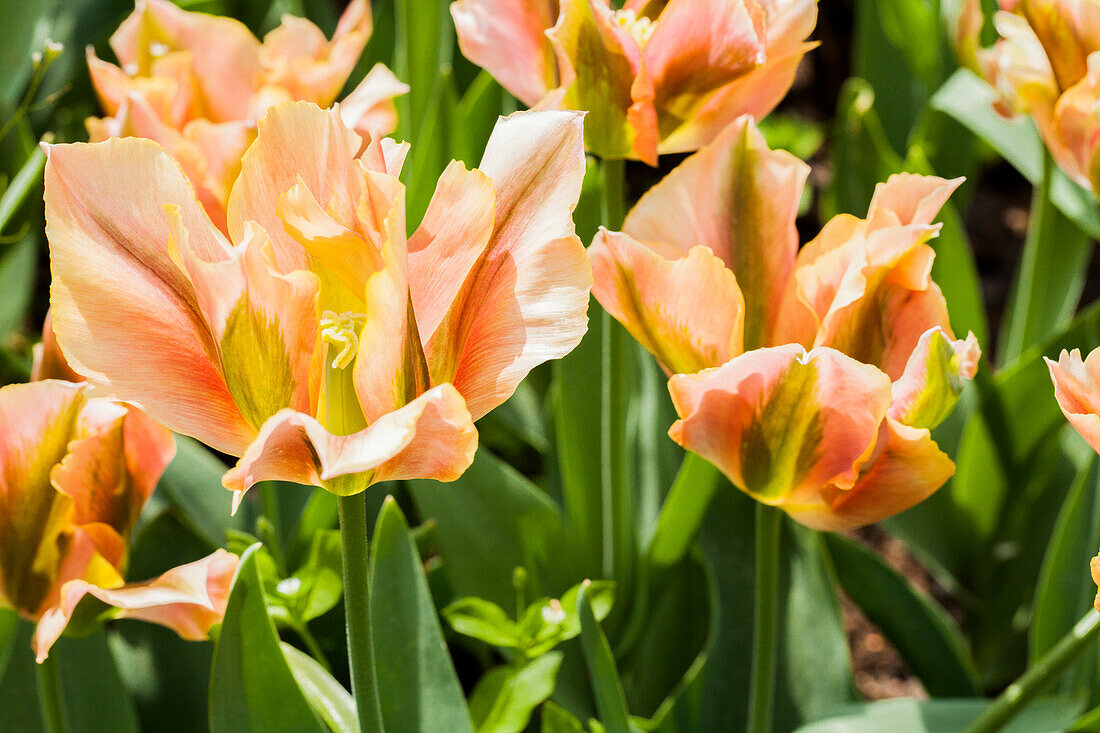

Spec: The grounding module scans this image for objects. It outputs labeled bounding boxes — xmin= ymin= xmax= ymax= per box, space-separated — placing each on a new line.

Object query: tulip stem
xmin=746 ymin=503 xmax=782 ymax=733
xmin=963 ymin=609 xmax=1100 ymax=733
xmin=339 ymin=492 xmax=385 ymax=733
xmin=36 ymin=654 xmax=68 ymax=733
xmin=646 ymin=452 xmax=722 ymax=569
xmin=602 ymin=157 xmax=627 ymax=230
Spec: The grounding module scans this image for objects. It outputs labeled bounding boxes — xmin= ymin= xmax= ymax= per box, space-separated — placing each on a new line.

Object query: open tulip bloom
xmin=590 ymin=116 xmax=980 ymax=530
xmin=0 ymin=379 xmax=236 ymax=662
xmin=451 ymin=0 xmax=818 ymax=164
xmin=86 ymin=0 xmax=408 ymax=230
xmin=44 ymin=100 xmax=592 ymax=507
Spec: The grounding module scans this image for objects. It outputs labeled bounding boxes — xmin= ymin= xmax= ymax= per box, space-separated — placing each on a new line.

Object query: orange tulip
xmin=967 ymin=0 xmax=1100 ymax=195
xmin=590 ymin=116 xmax=980 ymax=529
xmin=86 ymin=0 xmax=408 ymax=229
xmin=45 ymin=101 xmax=591 ymax=507
xmin=0 ymin=379 xmax=236 ymax=661
xmin=1092 ymin=550 xmax=1100 ymax=612
xmin=451 ymin=0 xmax=818 ymax=164
xmin=1047 ymin=347 xmax=1100 ymax=455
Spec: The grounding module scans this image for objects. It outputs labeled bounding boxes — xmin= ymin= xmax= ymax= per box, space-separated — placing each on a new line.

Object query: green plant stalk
xmin=746 ymin=504 xmax=782 ymax=733
xmin=339 ymin=493 xmax=384 ymax=733
xmin=963 ymin=609 xmax=1100 ymax=733
xmin=293 ymin=618 xmax=333 ymax=674
xmin=36 ymin=654 xmax=68 ymax=733
xmin=646 ymin=452 xmax=722 ymax=569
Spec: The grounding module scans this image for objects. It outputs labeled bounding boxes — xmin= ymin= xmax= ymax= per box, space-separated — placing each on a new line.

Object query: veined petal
xmin=440 ymin=110 xmax=591 ymax=420
xmin=547 ymin=0 xmax=657 ymax=162
xmin=34 ymin=549 xmax=237 ymax=662
xmin=228 ymin=101 xmax=364 ymax=273
xmin=668 ymin=346 xmax=892 ymax=502
xmin=86 ymin=48 xmax=178 ymax=124
xmin=451 ymin=0 xmax=560 ymax=106
xmin=623 ymin=116 xmax=807 ymax=348
xmin=31 ymin=311 xmax=83 ymax=383
xmin=340 ymin=64 xmax=409 ymax=140
xmin=1047 ymin=347 xmax=1100 ymax=455
xmin=866 ymin=174 xmax=965 ymax=229
xmin=222 ymin=384 xmax=477 ymax=502
xmin=890 ymin=328 xmax=981 ymax=431
xmin=44 ymin=138 xmax=253 ymax=455
xmin=110 ymin=0 xmax=263 ymax=122
xmin=589 ymin=230 xmax=744 ymax=374
xmin=785 ymin=419 xmax=955 ymax=531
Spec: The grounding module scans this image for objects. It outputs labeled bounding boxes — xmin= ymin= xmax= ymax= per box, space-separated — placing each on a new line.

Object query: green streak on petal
xmin=220 ymin=297 xmax=298 ymax=431
xmin=897 ymin=332 xmax=967 ymax=431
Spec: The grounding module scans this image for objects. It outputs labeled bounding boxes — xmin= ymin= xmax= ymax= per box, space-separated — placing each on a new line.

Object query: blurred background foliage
xmin=4 ymin=0 xmax=1100 ymax=731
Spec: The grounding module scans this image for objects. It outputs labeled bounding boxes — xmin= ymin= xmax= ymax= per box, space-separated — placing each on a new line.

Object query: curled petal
xmin=31 ymin=311 xmax=83 ymax=383
xmin=866 ymin=174 xmax=965 ymax=229
xmin=451 ymin=0 xmax=559 ymax=106
xmin=1047 ymin=347 xmax=1100 ymax=455
xmin=589 ymin=230 xmax=744 ymax=374
xmin=223 ymin=384 xmax=477 ymax=503
xmin=34 ymin=549 xmax=238 ymax=662
xmin=45 ymin=138 xmax=254 ymax=455
xmin=668 ymin=346 xmax=892 ymax=502
xmin=340 ymin=64 xmax=409 ymax=140
xmin=889 ymin=328 xmax=981 ymax=430
xmin=624 ymin=116 xmax=807 ymax=349
xmin=785 ymin=420 xmax=955 ymax=531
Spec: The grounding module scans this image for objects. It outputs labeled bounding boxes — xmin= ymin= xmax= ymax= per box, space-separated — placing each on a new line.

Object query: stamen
xmin=612 ymin=9 xmax=655 ymax=47
xmin=320 ymin=310 xmax=369 ymax=369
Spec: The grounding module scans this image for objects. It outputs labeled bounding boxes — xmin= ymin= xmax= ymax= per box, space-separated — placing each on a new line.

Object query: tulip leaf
xmin=159 ymin=436 xmax=251 ymax=551
xmin=0 ymin=233 xmax=34 ymax=341
xmin=0 ymin=144 xmax=44 ymax=235
xmin=209 ymin=543 xmax=326 ymax=733
xmin=451 ymin=70 xmax=506 ymax=169
xmin=281 ymin=642 xmax=357 ymax=733
xmin=408 ymin=450 xmax=566 ymax=610
xmin=369 ymin=498 xmax=475 ymax=733
xmin=1031 ymin=454 xmax=1100 ymax=667
xmin=469 ymin=652 xmax=564 ymax=733
xmin=792 ymin=695 xmax=1084 ymax=733
xmin=54 ymin=630 xmax=141 ymax=733
xmin=823 ymin=533 xmax=980 ymax=697
xmin=542 ymin=701 xmax=587 ymax=733
xmin=577 ymin=582 xmax=634 ymax=733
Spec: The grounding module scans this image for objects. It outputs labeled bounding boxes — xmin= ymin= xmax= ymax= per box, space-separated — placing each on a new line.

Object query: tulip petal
xmin=340 ymin=63 xmax=409 ymax=139
xmin=784 ymin=420 xmax=955 ymax=531
xmin=589 ymin=229 xmax=744 ymax=374
xmin=668 ymin=346 xmax=892 ymax=502
xmin=439 ymin=110 xmax=591 ymax=420
xmin=228 ymin=101 xmax=365 ymax=273
xmin=34 ymin=549 xmax=238 ymax=662
xmin=1047 ymin=347 xmax=1100 ymax=455
xmin=45 ymin=138 xmax=254 ymax=455
xmin=451 ymin=0 xmax=560 ymax=106
xmin=623 ymin=116 xmax=807 ymax=348
xmin=222 ymin=384 xmax=477 ymax=501
xmin=889 ymin=328 xmax=981 ymax=430
xmin=31 ymin=311 xmax=83 ymax=384
xmin=866 ymin=174 xmax=965 ymax=229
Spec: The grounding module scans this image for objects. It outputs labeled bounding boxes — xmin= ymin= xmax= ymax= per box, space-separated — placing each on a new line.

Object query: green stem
xmin=339 ymin=493 xmax=384 ymax=733
xmin=36 ymin=654 xmax=68 ymax=733
xmin=602 ymin=158 xmax=627 ymax=230
xmin=294 ymin=620 xmax=333 ymax=674
xmin=746 ymin=504 xmax=782 ymax=733
xmin=646 ymin=452 xmax=722 ymax=570
xmin=963 ymin=609 xmax=1100 ymax=733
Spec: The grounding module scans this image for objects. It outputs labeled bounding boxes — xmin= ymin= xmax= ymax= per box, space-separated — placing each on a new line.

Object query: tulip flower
xmin=1093 ymin=550 xmax=1100 ymax=612
xmin=1047 ymin=347 xmax=1100 ymax=455
xmin=451 ymin=0 xmax=818 ymax=164
xmin=86 ymin=0 xmax=408 ymax=229
xmin=964 ymin=0 xmax=1100 ymax=195
xmin=0 ymin=379 xmax=236 ymax=661
xmin=590 ymin=116 xmax=980 ymax=529
xmin=45 ymin=101 xmax=591 ymax=507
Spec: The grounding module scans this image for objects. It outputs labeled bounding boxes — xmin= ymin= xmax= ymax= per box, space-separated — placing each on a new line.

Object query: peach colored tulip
xmin=668 ymin=338 xmax=977 ymax=531
xmin=45 ymin=101 xmax=591 ymax=507
xmin=0 ymin=379 xmax=236 ymax=661
xmin=1092 ymin=551 xmax=1100 ymax=612
xmin=591 ymin=116 xmax=980 ymax=529
xmin=86 ymin=0 xmax=408 ymax=229
xmin=966 ymin=0 xmax=1100 ymax=195
xmin=451 ymin=0 xmax=818 ymax=164
xmin=1047 ymin=347 xmax=1100 ymax=455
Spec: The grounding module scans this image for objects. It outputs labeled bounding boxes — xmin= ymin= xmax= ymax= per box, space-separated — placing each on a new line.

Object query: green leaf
xmin=542 ymin=701 xmax=587 ymax=733
xmin=287 ymin=529 xmax=343 ymax=623
xmin=443 ymin=597 xmax=523 ymax=649
xmin=159 ymin=436 xmax=249 ymax=550
xmin=0 ymin=233 xmax=35 ymax=339
xmin=209 ymin=544 xmax=326 ymax=733
xmin=823 ymin=533 xmax=980 ymax=696
xmin=451 ymin=71 xmax=506 ymax=168
xmin=577 ymin=581 xmax=633 ymax=733
xmin=370 ymin=498 xmax=475 ymax=733
xmin=408 ymin=450 xmax=566 ymax=609
xmin=793 ymin=696 xmax=1084 ymax=733
xmin=281 ymin=642 xmax=356 ymax=733
xmin=54 ymin=630 xmax=141 ymax=733
xmin=469 ymin=652 xmax=564 ymax=733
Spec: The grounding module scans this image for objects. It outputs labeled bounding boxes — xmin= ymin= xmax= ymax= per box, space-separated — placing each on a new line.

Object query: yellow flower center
xmin=612 ymin=9 xmax=655 ymax=47
xmin=320 ymin=310 xmax=368 ymax=370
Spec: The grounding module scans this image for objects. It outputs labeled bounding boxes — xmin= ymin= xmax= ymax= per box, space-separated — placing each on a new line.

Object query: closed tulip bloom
xmin=967 ymin=0 xmax=1100 ymax=195
xmin=0 ymin=379 xmax=236 ymax=661
xmin=86 ymin=0 xmax=407 ymax=229
xmin=451 ymin=0 xmax=818 ymax=164
xmin=590 ymin=116 xmax=980 ymax=529
xmin=45 ymin=101 xmax=591 ymax=508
